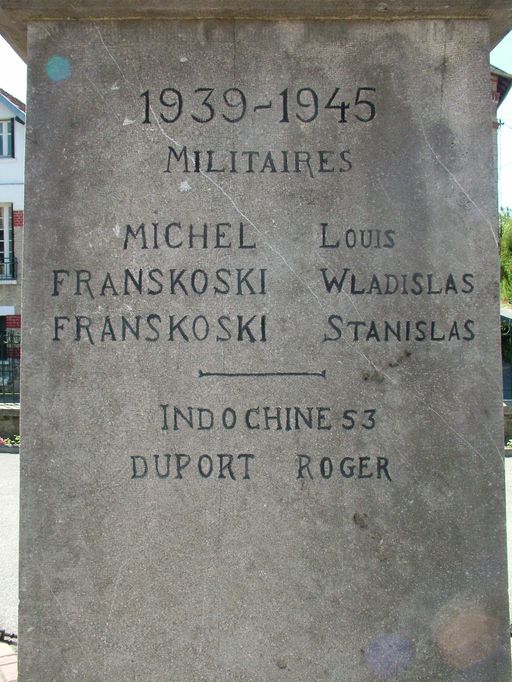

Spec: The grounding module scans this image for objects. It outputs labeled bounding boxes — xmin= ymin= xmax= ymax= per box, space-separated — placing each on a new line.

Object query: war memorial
xmin=0 ymin=1 xmax=511 ymax=679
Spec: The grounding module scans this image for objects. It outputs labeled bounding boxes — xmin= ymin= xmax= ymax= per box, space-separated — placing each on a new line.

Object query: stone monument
xmin=1 ymin=1 xmax=511 ymax=679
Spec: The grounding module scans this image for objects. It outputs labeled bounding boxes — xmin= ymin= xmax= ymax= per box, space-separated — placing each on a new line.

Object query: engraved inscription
xmin=45 ymin=73 xmax=477 ymax=486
